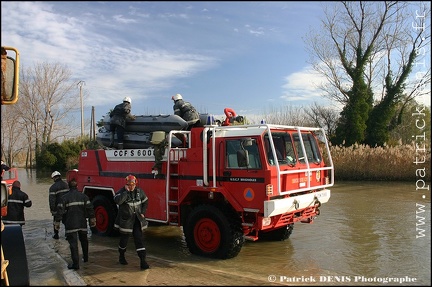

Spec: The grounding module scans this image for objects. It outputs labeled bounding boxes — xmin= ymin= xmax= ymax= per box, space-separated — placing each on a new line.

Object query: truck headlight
xmin=262 ymin=217 xmax=271 ymax=227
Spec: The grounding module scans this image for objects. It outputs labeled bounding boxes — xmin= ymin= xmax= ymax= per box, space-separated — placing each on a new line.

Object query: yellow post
xmin=1 ymin=222 xmax=10 ymax=286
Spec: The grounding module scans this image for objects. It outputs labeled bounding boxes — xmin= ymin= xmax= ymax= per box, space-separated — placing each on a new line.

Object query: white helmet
xmin=123 ymin=96 xmax=131 ymax=103
xmin=172 ymin=94 xmax=182 ymax=101
xmin=51 ymin=171 xmax=61 ymax=178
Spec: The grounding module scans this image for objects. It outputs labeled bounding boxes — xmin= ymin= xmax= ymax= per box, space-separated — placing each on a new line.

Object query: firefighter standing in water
xmin=113 ymin=175 xmax=150 ymax=270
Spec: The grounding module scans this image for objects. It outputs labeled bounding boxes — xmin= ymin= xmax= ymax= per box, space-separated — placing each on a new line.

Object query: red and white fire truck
xmin=67 ymin=116 xmax=334 ymax=259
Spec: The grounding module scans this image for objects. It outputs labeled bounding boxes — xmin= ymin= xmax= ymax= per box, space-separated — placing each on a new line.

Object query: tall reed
xmin=329 ymin=143 xmax=431 ymax=181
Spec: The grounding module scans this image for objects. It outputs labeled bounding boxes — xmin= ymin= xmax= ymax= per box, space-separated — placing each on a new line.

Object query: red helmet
xmin=125 ymin=174 xmax=137 ymax=185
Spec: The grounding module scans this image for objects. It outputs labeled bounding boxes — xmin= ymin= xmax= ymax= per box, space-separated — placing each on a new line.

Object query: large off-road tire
xmin=259 ymin=224 xmax=294 ymax=241
xmin=91 ymin=195 xmax=118 ymax=236
xmin=184 ymin=204 xmax=244 ymax=259
xmin=2 ymin=224 xmax=30 ymax=286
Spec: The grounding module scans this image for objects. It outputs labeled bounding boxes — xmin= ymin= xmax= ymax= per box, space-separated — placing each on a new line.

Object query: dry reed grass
xmin=329 ymin=143 xmax=431 ymax=181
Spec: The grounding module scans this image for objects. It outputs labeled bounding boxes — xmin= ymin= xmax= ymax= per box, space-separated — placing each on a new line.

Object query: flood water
xmin=5 ymin=168 xmax=431 ymax=286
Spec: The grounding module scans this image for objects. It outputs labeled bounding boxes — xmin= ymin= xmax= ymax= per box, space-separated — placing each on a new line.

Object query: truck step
xmin=244 ymin=235 xmax=259 ymax=241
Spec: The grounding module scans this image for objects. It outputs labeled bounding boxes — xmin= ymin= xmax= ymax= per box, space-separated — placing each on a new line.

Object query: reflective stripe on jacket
xmin=55 ymin=188 xmax=95 ymax=234
xmin=2 ymin=186 xmax=32 ymax=225
xmin=49 ymin=178 xmax=69 ymax=215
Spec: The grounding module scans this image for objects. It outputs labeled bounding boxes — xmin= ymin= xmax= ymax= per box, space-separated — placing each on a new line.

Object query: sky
xmin=1 ymin=1 xmax=430 ymax=133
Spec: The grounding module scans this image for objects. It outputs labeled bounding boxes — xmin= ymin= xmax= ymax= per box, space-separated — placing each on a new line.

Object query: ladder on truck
xmin=166 ymin=130 xmax=190 ymax=225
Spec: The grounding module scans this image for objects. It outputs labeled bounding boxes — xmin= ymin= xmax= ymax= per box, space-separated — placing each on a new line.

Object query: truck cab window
xmin=226 ymin=139 xmax=261 ymax=169
xmin=265 ymin=133 xmax=296 ymax=165
xmin=293 ymin=133 xmax=322 ymax=164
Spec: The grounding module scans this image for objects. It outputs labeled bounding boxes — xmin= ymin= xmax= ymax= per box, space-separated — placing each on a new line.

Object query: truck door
xmin=222 ymin=138 xmax=265 ymax=206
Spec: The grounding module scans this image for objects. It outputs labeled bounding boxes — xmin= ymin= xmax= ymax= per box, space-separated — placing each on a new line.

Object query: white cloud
xmin=113 ymin=15 xmax=137 ymax=24
xmin=281 ymin=67 xmax=328 ymax=103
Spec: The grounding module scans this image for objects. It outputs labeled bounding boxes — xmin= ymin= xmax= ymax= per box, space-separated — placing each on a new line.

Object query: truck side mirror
xmin=1 ymin=47 xmax=20 ymax=105
xmin=237 ymin=150 xmax=249 ymax=167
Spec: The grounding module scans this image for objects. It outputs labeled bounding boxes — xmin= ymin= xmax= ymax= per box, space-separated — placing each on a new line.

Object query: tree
xmin=1 ymin=103 xmax=27 ymax=166
xmin=304 ymin=102 xmax=339 ymax=140
xmin=14 ymin=62 xmax=80 ymax=168
xmin=261 ymin=105 xmax=314 ymax=126
xmin=388 ymin=101 xmax=431 ymax=145
xmin=304 ymin=1 xmax=430 ymax=147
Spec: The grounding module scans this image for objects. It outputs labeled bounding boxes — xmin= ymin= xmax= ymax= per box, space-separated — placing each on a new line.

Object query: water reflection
xmin=8 ymin=169 xmax=432 ymax=285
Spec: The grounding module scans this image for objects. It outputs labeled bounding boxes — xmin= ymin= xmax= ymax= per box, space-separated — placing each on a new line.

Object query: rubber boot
xmin=118 ymin=143 xmax=124 ymax=150
xmin=118 ymin=247 xmax=128 ymax=265
xmin=109 ymin=132 xmax=115 ymax=148
xmin=137 ymin=250 xmax=149 ymax=270
xmin=68 ymin=245 xmax=80 ymax=270
xmin=53 ymin=227 xmax=59 ymax=239
xmin=82 ymin=242 xmax=89 ymax=263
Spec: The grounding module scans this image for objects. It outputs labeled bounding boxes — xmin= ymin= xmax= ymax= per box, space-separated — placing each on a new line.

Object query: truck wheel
xmin=184 ymin=205 xmax=244 ymax=259
xmin=260 ymin=224 xmax=294 ymax=241
xmin=2 ymin=224 xmax=30 ymax=286
xmin=92 ymin=195 xmax=117 ymax=236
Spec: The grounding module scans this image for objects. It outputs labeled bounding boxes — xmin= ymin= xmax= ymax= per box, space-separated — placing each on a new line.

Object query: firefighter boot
xmin=53 ymin=228 xmax=59 ymax=239
xmin=138 ymin=250 xmax=149 ymax=270
xmin=118 ymin=247 xmax=128 ymax=265
xmin=82 ymin=242 xmax=89 ymax=263
xmin=109 ymin=132 xmax=115 ymax=148
xmin=68 ymin=246 xmax=80 ymax=270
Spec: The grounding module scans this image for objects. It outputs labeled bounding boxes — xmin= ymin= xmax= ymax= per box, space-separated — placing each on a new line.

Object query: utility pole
xmin=91 ymin=106 xmax=96 ymax=141
xmin=77 ymin=80 xmax=85 ymax=137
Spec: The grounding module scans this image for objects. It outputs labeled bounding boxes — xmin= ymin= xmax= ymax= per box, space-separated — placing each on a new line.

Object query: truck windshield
xmin=292 ymin=133 xmax=322 ymax=164
xmin=264 ymin=132 xmax=296 ymax=166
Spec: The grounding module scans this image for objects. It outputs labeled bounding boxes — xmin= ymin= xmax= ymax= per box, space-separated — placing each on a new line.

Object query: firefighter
xmin=113 ymin=174 xmax=150 ymax=270
xmin=1 ymin=159 xmax=10 ymax=181
xmin=54 ymin=179 xmax=96 ymax=270
xmin=2 ymin=180 xmax=32 ymax=226
xmin=171 ymin=94 xmax=200 ymax=130
xmin=151 ymin=132 xmax=168 ymax=177
xmin=153 ymin=138 xmax=167 ymax=173
xmin=171 ymin=93 xmax=199 ymax=148
xmin=49 ymin=171 xmax=69 ymax=239
xmin=109 ymin=96 xmax=136 ymax=149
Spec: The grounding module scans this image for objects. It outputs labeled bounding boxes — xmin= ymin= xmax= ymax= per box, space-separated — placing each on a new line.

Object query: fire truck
xmin=1 ymin=46 xmax=30 ymax=286
xmin=67 ymin=114 xmax=334 ymax=259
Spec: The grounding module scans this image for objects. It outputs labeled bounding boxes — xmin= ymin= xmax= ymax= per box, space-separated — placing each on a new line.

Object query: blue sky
xmin=1 ymin=1 xmax=332 ymax=124
xmin=1 ymin=1 xmax=429 ymax=128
